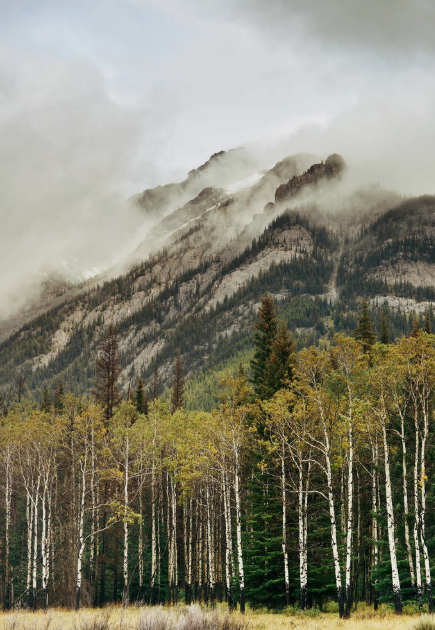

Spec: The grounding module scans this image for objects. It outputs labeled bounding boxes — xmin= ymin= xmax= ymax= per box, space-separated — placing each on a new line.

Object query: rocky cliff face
xmin=1 ymin=151 xmax=435 ymax=407
xmin=275 ymin=153 xmax=346 ymax=204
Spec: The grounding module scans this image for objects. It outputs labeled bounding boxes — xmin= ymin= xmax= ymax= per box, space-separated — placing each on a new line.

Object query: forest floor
xmin=0 ymin=605 xmax=431 ymax=630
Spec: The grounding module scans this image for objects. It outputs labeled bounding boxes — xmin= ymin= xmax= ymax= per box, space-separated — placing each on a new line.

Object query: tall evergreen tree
xmin=411 ymin=317 xmax=420 ymax=337
xmin=379 ymin=314 xmax=390 ymax=344
xmin=171 ymin=352 xmax=185 ymax=413
xmin=40 ymin=387 xmax=52 ymax=412
xmin=135 ymin=377 xmax=149 ymax=415
xmin=153 ymin=361 xmax=160 ymax=401
xmin=425 ymin=309 xmax=432 ymax=334
xmin=93 ymin=324 xmax=121 ymax=422
xmin=53 ymin=381 xmax=65 ymax=413
xmin=251 ymin=293 xmax=278 ymax=398
xmin=264 ymin=323 xmax=296 ymax=397
xmin=17 ymin=373 xmax=24 ymax=403
xmin=354 ymin=300 xmax=375 ymax=353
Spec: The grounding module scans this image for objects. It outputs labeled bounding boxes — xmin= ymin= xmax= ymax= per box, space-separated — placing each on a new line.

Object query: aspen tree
xmin=370 ymin=347 xmax=403 ymax=614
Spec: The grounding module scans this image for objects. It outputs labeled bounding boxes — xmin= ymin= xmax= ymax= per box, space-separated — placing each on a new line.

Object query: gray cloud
xmin=192 ymin=0 xmax=435 ymax=58
xmin=1 ymin=0 xmax=434 ymax=321
xmin=0 ymin=50 xmax=171 ymax=319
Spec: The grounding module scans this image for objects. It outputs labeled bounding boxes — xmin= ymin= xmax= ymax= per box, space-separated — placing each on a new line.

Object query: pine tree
xmin=40 ymin=387 xmax=52 ymax=412
xmin=379 ymin=314 xmax=390 ymax=344
xmin=54 ymin=381 xmax=65 ymax=413
xmin=425 ymin=309 xmax=432 ymax=334
xmin=264 ymin=322 xmax=296 ymax=397
xmin=354 ymin=300 xmax=375 ymax=354
xmin=171 ymin=352 xmax=185 ymax=413
xmin=93 ymin=324 xmax=122 ymax=422
xmin=251 ymin=293 xmax=278 ymax=398
xmin=17 ymin=373 xmax=24 ymax=403
xmin=153 ymin=361 xmax=160 ymax=401
xmin=237 ymin=361 xmax=245 ymax=379
xmin=411 ymin=317 xmax=420 ymax=338
xmin=135 ymin=378 xmax=149 ymax=415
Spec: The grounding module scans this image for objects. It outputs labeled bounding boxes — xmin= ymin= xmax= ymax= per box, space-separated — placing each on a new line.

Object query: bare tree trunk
xmin=400 ymin=412 xmax=416 ymax=587
xmin=234 ymin=457 xmax=245 ymax=613
xmin=188 ymin=498 xmax=193 ymax=605
xmin=76 ymin=456 xmax=87 ymax=610
xmin=26 ymin=492 xmax=33 ymax=608
xmin=382 ymin=423 xmax=402 ymax=614
xmin=206 ymin=486 xmax=215 ymax=605
xmin=150 ymin=461 xmax=157 ymax=604
xmin=32 ymin=475 xmax=41 ymax=611
xmin=420 ymin=405 xmax=433 ymax=613
xmin=222 ymin=470 xmax=234 ymax=611
xmin=281 ymin=447 xmax=290 ymax=607
xmin=90 ymin=430 xmax=96 ymax=587
xmin=413 ymin=407 xmax=423 ymax=611
xmin=4 ymin=448 xmax=12 ymax=609
xmin=41 ymin=478 xmax=49 ymax=609
xmin=138 ymin=486 xmax=143 ymax=592
xmin=372 ymin=441 xmax=379 ymax=610
xmin=344 ymin=422 xmax=354 ymax=618
xmin=171 ymin=478 xmax=178 ymax=603
xmin=122 ymin=434 xmax=129 ymax=606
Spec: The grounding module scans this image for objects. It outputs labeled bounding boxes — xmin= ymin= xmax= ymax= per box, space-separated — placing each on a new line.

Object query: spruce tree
xmin=40 ymin=387 xmax=52 ymax=412
xmin=152 ymin=361 xmax=160 ymax=401
xmin=354 ymin=300 xmax=375 ymax=354
xmin=171 ymin=352 xmax=185 ymax=413
xmin=135 ymin=377 xmax=149 ymax=415
xmin=93 ymin=324 xmax=122 ymax=422
xmin=251 ymin=293 xmax=278 ymax=398
xmin=425 ymin=309 xmax=432 ymax=334
xmin=379 ymin=314 xmax=390 ymax=344
xmin=264 ymin=322 xmax=296 ymax=397
xmin=54 ymin=381 xmax=65 ymax=413
xmin=17 ymin=373 xmax=24 ymax=403
xmin=411 ymin=317 xmax=421 ymax=337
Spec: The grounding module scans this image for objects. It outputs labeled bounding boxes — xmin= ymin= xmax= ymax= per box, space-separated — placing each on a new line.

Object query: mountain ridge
xmin=2 ymin=151 xmax=435 ymax=407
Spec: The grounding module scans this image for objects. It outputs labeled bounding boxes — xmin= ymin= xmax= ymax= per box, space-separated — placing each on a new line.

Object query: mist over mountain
xmin=2 ymin=145 xmax=435 ymax=409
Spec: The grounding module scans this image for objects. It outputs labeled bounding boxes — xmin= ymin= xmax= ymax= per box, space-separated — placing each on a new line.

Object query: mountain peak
xmin=275 ymin=153 xmax=346 ymax=204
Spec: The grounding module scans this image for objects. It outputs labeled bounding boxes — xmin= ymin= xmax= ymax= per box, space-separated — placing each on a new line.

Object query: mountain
xmin=1 ymin=150 xmax=435 ymax=408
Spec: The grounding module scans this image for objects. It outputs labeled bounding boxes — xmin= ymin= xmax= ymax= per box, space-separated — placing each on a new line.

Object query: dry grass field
xmin=0 ymin=605 xmax=432 ymax=630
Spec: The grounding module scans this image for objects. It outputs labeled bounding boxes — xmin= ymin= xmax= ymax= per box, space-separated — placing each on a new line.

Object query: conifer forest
xmin=2 ymin=295 xmax=435 ymax=621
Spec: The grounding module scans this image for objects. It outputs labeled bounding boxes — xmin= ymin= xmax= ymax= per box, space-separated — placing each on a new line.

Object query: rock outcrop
xmin=275 ymin=153 xmax=346 ymax=204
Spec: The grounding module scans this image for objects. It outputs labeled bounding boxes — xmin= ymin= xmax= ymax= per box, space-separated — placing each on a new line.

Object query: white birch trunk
xmin=281 ymin=447 xmax=290 ymax=607
xmin=382 ymin=422 xmax=402 ymax=613
xmin=32 ymin=475 xmax=41 ymax=610
xmin=344 ymin=422 xmax=353 ymax=618
xmin=222 ymin=469 xmax=233 ymax=610
xmin=400 ymin=412 xmax=415 ymax=586
xmin=420 ymin=402 xmax=433 ymax=612
xmin=41 ymin=478 xmax=48 ymax=608
xmin=123 ymin=434 xmax=129 ymax=606
xmin=206 ymin=486 xmax=215 ymax=604
xmin=5 ymin=448 xmax=12 ymax=607
xmin=371 ymin=441 xmax=379 ymax=609
xmin=76 ymin=455 xmax=87 ymax=610
xmin=150 ymin=460 xmax=157 ymax=603
xmin=234 ymin=456 xmax=245 ymax=613
xmin=26 ymin=491 xmax=33 ymax=607
xmin=413 ymin=407 xmax=423 ymax=610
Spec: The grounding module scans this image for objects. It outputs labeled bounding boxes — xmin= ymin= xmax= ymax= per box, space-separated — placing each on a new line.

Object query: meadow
xmin=0 ymin=606 xmax=433 ymax=630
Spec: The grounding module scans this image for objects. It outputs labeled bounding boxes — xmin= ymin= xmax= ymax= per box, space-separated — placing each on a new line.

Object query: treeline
xmin=1 ymin=297 xmax=435 ymax=618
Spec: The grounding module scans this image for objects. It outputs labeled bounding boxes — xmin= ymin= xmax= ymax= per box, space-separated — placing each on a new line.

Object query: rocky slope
xmin=1 ymin=151 xmax=435 ymax=407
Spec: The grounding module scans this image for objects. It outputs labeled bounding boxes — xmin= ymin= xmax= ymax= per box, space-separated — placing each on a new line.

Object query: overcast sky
xmin=2 ymin=0 xmax=434 ymax=186
xmin=1 ymin=0 xmax=435 ymax=317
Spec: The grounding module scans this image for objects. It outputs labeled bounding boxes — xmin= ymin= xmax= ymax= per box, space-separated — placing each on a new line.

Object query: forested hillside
xmin=1 ymin=296 xmax=435 ymax=619
xmin=2 ymin=151 xmax=435 ymax=409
